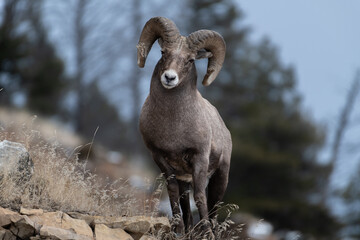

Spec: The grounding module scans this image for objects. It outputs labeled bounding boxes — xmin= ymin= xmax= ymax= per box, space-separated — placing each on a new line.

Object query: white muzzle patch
xmin=161 ymin=69 xmax=179 ymax=89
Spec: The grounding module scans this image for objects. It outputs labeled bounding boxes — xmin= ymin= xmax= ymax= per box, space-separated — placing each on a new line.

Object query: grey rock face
xmin=0 ymin=140 xmax=34 ymax=182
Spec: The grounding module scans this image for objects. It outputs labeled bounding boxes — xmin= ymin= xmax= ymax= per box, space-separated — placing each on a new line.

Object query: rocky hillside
xmin=0 ymin=138 xmax=170 ymax=240
xmin=0 ymin=108 xmax=160 ymax=217
xmin=0 ymin=206 xmax=170 ymax=240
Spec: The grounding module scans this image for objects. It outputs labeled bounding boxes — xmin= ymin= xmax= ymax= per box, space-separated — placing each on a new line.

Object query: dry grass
xmin=0 ymin=117 xmax=160 ymax=217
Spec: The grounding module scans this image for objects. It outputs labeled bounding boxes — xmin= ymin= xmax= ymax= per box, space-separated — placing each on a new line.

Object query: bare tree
xmin=321 ymin=69 xmax=360 ymax=204
xmin=44 ymin=0 xmax=129 ymax=129
xmin=72 ymin=0 xmax=91 ymax=133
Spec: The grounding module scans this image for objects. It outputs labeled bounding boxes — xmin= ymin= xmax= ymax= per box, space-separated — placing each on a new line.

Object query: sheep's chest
xmin=140 ymin=110 xmax=208 ymax=179
xmin=143 ymin=123 xmax=198 ymax=172
xmin=140 ymin=102 xmax=207 ymax=149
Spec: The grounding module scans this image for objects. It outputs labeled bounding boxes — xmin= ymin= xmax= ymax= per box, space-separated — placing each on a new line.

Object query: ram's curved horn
xmin=187 ymin=30 xmax=226 ymax=86
xmin=137 ymin=17 xmax=180 ymax=68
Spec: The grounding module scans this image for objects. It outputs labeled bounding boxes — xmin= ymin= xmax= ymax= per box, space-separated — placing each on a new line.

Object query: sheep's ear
xmin=196 ymin=49 xmax=213 ymax=59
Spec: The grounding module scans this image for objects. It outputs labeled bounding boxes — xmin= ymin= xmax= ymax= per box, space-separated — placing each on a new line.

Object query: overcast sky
xmin=239 ymin=0 xmax=360 ymax=122
xmin=238 ymin=1 xmax=360 ymax=188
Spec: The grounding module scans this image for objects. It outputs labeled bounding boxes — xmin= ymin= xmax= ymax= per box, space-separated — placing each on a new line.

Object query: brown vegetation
xmin=0 ymin=108 xmax=159 ymax=217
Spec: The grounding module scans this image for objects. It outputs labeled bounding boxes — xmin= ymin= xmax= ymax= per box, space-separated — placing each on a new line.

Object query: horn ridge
xmin=137 ymin=17 xmax=180 ymax=68
xmin=187 ymin=30 xmax=226 ymax=86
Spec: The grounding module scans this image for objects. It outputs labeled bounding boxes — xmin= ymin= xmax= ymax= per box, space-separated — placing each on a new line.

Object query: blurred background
xmin=0 ymin=0 xmax=359 ymax=239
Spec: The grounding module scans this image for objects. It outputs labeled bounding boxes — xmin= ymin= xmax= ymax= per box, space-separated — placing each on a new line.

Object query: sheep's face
xmin=157 ymin=39 xmax=213 ymax=90
xmin=158 ymin=47 xmax=196 ymax=90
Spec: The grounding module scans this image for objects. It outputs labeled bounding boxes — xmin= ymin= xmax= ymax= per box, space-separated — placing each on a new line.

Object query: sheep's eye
xmin=161 ymin=50 xmax=165 ymax=55
xmin=189 ymin=58 xmax=195 ymax=63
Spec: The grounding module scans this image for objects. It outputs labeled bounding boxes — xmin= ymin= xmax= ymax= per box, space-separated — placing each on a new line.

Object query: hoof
xmin=193 ymin=219 xmax=214 ymax=240
xmin=171 ymin=217 xmax=185 ymax=236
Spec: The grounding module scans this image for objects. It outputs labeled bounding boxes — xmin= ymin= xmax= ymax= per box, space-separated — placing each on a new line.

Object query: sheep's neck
xmin=150 ymin=77 xmax=198 ymax=112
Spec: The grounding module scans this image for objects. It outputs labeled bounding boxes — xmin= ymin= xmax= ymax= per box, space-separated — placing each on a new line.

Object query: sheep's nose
xmin=161 ymin=69 xmax=179 ymax=89
xmin=165 ymin=72 xmax=176 ymax=82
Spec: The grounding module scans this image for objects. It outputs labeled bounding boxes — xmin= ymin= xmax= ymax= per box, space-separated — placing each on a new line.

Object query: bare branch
xmin=321 ymin=69 xmax=360 ymax=204
xmin=329 ymin=70 xmax=360 ymax=167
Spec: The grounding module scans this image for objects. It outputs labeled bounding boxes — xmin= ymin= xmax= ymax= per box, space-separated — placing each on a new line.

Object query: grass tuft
xmin=152 ymin=203 xmax=244 ymax=240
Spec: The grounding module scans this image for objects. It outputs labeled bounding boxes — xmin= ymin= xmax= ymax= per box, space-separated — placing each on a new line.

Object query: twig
xmin=86 ymin=126 xmax=99 ymax=161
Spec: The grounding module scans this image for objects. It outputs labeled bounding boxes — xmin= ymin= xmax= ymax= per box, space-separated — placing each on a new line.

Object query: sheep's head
xmin=137 ymin=17 xmax=226 ymax=88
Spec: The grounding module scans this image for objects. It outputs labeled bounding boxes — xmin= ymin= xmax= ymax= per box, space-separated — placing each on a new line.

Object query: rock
xmin=118 ymin=220 xmax=151 ymax=235
xmin=20 ymin=207 xmax=44 ymax=216
xmin=9 ymin=215 xmax=36 ymax=239
xmin=93 ymin=216 xmax=170 ymax=240
xmin=30 ymin=236 xmax=41 ymax=240
xmin=68 ymin=212 xmax=95 ymax=225
xmin=40 ymin=225 xmax=91 ymax=240
xmin=95 ymin=224 xmax=133 ymax=240
xmin=0 ymin=207 xmax=23 ymax=227
xmin=0 ymin=227 xmax=16 ymax=240
xmin=61 ymin=212 xmax=93 ymax=238
xmin=0 ymin=227 xmax=6 ymax=238
xmin=29 ymin=211 xmax=93 ymax=239
xmin=29 ymin=211 xmax=63 ymax=228
xmin=93 ymin=216 xmax=170 ymax=233
xmin=139 ymin=235 xmax=158 ymax=240
xmin=0 ymin=207 xmax=37 ymax=239
xmin=0 ymin=140 xmax=34 ymax=182
xmin=72 ymin=214 xmax=170 ymax=240
xmin=0 ymin=206 xmax=171 ymax=240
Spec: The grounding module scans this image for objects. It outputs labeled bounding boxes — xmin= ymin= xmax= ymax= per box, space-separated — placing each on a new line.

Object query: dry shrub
xmin=0 ymin=117 xmax=160 ymax=217
xmin=152 ymin=203 xmax=244 ymax=240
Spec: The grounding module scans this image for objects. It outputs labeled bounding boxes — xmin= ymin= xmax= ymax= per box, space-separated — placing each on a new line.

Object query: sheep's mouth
xmin=161 ymin=81 xmax=178 ymax=89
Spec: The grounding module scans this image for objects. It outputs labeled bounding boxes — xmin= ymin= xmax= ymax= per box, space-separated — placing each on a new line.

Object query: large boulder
xmin=29 ymin=211 xmax=93 ymax=239
xmin=40 ymin=225 xmax=90 ymax=240
xmin=92 ymin=216 xmax=170 ymax=240
xmin=95 ymin=224 xmax=134 ymax=240
xmin=0 ymin=140 xmax=34 ymax=182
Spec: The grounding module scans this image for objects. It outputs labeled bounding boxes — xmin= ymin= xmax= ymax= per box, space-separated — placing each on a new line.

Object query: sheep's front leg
xmin=152 ymin=153 xmax=185 ymax=234
xmin=167 ymin=175 xmax=185 ymax=234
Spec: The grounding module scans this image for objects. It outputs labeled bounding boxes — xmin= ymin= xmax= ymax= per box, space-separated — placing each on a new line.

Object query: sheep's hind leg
xmin=207 ymin=160 xmax=230 ymax=220
xmin=192 ymin=156 xmax=215 ymax=239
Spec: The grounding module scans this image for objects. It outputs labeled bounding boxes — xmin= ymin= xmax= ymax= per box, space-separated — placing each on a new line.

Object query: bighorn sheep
xmin=137 ymin=17 xmax=231 ymax=234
